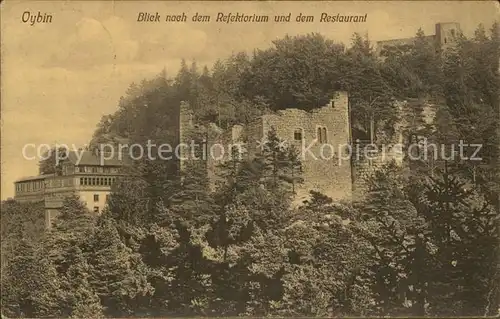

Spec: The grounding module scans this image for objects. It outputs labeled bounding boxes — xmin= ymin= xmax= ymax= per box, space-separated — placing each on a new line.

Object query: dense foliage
xmin=2 ymin=23 xmax=499 ymax=317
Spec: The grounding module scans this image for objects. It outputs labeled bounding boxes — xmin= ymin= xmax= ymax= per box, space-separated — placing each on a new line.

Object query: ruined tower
xmin=177 ymin=91 xmax=354 ymax=203
xmin=179 ymin=101 xmax=195 ymax=171
xmin=435 ymin=22 xmax=461 ymax=50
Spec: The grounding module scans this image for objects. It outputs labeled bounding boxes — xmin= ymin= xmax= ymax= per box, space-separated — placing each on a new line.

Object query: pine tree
xmin=414 ymin=164 xmax=498 ymax=316
xmin=344 ymin=33 xmax=397 ymax=143
xmin=165 ymin=130 xmax=216 ymax=229
xmin=410 ymin=28 xmax=443 ymax=98
xmin=175 ymin=59 xmax=193 ymax=102
xmin=358 ymin=163 xmax=428 ymax=316
xmin=233 ymin=128 xmax=300 ymax=231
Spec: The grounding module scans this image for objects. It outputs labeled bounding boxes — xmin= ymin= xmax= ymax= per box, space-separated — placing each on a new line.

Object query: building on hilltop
xmin=179 ymin=91 xmax=353 ymax=204
xmin=14 ymin=150 xmax=127 ymax=228
xmin=376 ymin=22 xmax=461 ymax=56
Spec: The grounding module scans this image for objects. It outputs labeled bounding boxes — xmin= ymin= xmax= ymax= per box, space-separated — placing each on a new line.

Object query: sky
xmin=1 ymin=0 xmax=498 ymax=199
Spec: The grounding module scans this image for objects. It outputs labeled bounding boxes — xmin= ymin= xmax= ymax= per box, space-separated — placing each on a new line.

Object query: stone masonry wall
xmin=205 ymin=123 xmax=243 ymax=192
xmin=260 ymin=91 xmax=352 ymax=203
xmin=179 ymin=101 xmax=194 ymax=171
xmin=179 ymin=92 xmax=353 ymax=203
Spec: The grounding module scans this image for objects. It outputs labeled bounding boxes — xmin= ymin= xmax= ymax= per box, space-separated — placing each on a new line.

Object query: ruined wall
xmin=244 ymin=118 xmax=265 ymax=160
xmin=351 ymin=97 xmax=438 ymax=201
xmin=351 ymin=152 xmax=399 ymax=200
xmin=205 ymin=123 xmax=242 ymax=191
xmin=260 ymin=91 xmax=352 ymax=202
xmin=179 ymin=92 xmax=353 ymax=203
xmin=435 ymin=22 xmax=461 ymax=49
xmin=179 ymin=101 xmax=195 ymax=171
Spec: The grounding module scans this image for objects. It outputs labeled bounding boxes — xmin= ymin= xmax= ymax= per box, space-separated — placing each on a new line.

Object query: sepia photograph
xmin=1 ymin=0 xmax=499 ymax=317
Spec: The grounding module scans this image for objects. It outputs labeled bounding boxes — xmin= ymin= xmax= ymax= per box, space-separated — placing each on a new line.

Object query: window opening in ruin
xmin=294 ymin=129 xmax=303 ymax=141
xmin=317 ymin=127 xmax=328 ymax=143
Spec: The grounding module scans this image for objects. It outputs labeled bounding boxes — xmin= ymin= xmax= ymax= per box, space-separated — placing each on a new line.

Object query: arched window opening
xmin=317 ymin=126 xmax=328 ymax=144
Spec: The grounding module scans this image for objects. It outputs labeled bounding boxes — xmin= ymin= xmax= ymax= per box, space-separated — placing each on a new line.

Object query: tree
xmin=412 ymin=164 xmax=499 ymax=316
xmin=0 ymin=200 xmax=45 ymax=272
xmin=45 ymin=195 xmax=95 ymax=275
xmin=356 ymin=163 xmax=429 ymax=316
xmin=241 ymin=33 xmax=345 ymax=111
xmin=60 ymin=246 xmax=104 ymax=318
xmin=1 ymin=238 xmax=64 ymax=318
xmin=273 ymin=193 xmax=373 ymax=317
xmin=343 ymin=33 xmax=398 ymax=143
xmin=355 ymin=160 xmax=499 ymax=316
xmin=87 ymin=217 xmax=154 ymax=316
xmin=38 ymin=146 xmax=68 ymax=175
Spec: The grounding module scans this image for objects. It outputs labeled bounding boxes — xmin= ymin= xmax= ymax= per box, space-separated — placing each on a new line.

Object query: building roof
xmin=14 ymin=151 xmax=129 ymax=183
xmin=66 ymin=150 xmax=128 ymax=166
xmin=15 ymin=174 xmax=54 ymax=183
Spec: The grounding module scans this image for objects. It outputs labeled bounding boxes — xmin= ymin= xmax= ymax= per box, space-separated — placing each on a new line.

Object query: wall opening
xmin=317 ymin=126 xmax=328 ymax=144
xmin=294 ymin=128 xmax=303 ymax=141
